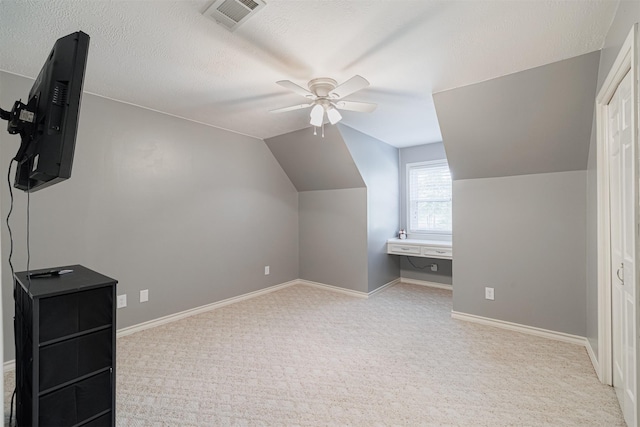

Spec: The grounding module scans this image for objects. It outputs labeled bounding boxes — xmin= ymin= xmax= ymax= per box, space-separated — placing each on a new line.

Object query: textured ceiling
xmin=0 ymin=0 xmax=618 ymax=148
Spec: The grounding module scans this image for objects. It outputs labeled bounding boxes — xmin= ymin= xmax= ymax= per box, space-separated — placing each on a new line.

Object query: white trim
xmin=400 ymin=277 xmax=453 ymax=291
xmin=296 ymin=279 xmax=369 ymax=298
xmin=5 ymin=278 xmax=373 ymax=371
xmin=368 ymin=278 xmax=401 ymax=296
xmin=451 ymin=311 xmax=587 ymax=347
xmin=116 ymin=280 xmax=298 ymax=338
xmin=119 ymin=278 xmax=375 ymax=339
xmin=406 ymin=159 xmax=453 ymax=237
xmin=596 ymin=93 xmax=613 ymax=385
xmin=586 ymin=339 xmax=601 ymax=382
xmin=595 ymin=23 xmax=638 ymax=388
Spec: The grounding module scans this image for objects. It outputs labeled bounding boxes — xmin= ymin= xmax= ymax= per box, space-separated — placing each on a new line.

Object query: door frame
xmin=596 ymin=22 xmax=638 ymax=410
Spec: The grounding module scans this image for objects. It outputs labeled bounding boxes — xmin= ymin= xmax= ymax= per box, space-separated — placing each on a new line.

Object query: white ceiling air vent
xmin=203 ymin=0 xmax=266 ymax=32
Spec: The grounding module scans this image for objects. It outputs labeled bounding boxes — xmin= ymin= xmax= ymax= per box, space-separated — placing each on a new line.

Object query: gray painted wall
xmin=398 ymin=143 xmax=452 ymax=285
xmin=298 ymin=188 xmax=368 ymax=292
xmin=452 ymin=171 xmax=587 ymax=336
xmin=264 ymin=126 xmax=364 ymax=191
xmin=400 ymin=256 xmax=452 ymax=285
xmin=265 ymin=126 xmax=370 ymax=293
xmin=434 ymin=51 xmax=600 ymax=180
xmin=586 ymin=0 xmax=640 ymax=360
xmin=339 ymin=125 xmax=400 ymax=292
xmin=0 ymin=71 xmax=299 ymax=361
xmin=267 ymin=124 xmax=400 ymax=293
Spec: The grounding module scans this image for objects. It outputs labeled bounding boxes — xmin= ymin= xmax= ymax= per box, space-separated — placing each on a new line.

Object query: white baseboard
xmin=400 ymin=277 xmax=453 ymax=291
xmin=3 ymin=282 xmax=596 ymax=376
xmin=3 ymin=279 xmax=384 ymax=372
xmin=120 ymin=278 xmax=375 ymax=339
xmin=3 ymin=278 xmax=384 ymax=372
xmin=368 ymin=278 xmax=400 ymax=296
xmin=586 ymin=338 xmax=601 ymax=381
xmin=117 ymin=280 xmax=299 ymax=338
xmin=451 ymin=310 xmax=588 ymax=347
xmin=296 ymin=279 xmax=368 ymax=298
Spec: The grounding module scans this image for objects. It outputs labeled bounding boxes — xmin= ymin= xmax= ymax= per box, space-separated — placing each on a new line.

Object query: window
xmin=407 ymin=160 xmax=452 ymax=235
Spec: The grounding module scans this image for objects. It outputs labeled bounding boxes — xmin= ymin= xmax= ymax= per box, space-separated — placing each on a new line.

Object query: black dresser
xmin=14 ymin=265 xmax=117 ymax=426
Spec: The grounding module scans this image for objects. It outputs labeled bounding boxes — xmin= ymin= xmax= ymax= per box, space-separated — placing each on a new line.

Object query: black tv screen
xmin=11 ymin=31 xmax=90 ymax=192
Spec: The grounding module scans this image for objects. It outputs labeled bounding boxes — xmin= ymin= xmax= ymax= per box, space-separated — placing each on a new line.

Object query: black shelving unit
xmin=14 ymin=265 xmax=117 ymax=426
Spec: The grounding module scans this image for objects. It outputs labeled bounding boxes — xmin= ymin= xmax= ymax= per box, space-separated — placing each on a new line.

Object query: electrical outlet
xmin=117 ymin=294 xmax=127 ymax=308
xmin=264 ymin=266 xmax=270 ymax=275
xmin=430 ymin=263 xmax=438 ymax=272
xmin=485 ymin=287 xmax=495 ymax=301
xmin=140 ymin=289 xmax=149 ymax=303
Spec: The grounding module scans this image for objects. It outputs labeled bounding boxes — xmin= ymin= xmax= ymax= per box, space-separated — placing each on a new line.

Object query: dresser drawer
xmin=422 ymin=247 xmax=452 ymax=259
xmin=388 ymin=244 xmax=421 ymax=255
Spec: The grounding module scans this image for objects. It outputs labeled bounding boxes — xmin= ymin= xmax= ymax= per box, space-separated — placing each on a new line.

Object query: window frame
xmin=405 ymin=159 xmax=452 ymax=238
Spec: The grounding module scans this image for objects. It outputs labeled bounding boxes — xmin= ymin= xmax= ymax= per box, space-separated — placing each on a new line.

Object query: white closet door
xmin=609 ymin=70 xmax=637 ymax=427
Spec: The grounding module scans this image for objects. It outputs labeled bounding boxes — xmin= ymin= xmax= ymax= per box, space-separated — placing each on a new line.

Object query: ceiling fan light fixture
xmin=310 ymin=114 xmax=324 ymax=127
xmin=272 ymin=75 xmax=376 ymax=132
xmin=327 ymin=106 xmax=342 ymax=125
xmin=310 ymin=104 xmax=323 ymax=119
xmin=310 ymin=104 xmax=324 ymax=126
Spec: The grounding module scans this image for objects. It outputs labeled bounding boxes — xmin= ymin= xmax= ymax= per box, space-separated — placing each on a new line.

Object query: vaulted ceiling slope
xmin=433 ymin=51 xmax=601 ymax=181
xmin=0 ymin=1 xmax=618 ymax=148
xmin=264 ymin=126 xmax=364 ymax=192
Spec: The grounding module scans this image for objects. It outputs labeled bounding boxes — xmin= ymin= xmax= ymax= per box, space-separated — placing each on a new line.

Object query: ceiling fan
xmin=270 ymin=75 xmax=377 ymax=127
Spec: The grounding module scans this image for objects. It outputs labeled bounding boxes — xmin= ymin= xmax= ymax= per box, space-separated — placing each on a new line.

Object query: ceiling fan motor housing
xmin=308 ymin=78 xmax=338 ymax=98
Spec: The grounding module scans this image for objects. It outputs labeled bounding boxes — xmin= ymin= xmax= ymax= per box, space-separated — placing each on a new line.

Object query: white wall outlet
xmin=140 ymin=289 xmax=149 ymax=303
xmin=264 ymin=266 xmax=270 ymax=275
xmin=485 ymin=287 xmax=495 ymax=301
xmin=117 ymin=294 xmax=127 ymax=308
xmin=430 ymin=263 xmax=438 ymax=272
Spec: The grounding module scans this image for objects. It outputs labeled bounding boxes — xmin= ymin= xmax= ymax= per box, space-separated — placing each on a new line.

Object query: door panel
xmin=610 ymin=70 xmax=636 ymax=427
xmin=609 ymin=81 xmax=624 ymax=404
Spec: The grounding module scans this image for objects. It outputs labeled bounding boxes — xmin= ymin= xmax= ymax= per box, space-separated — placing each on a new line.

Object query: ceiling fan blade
xmin=269 ymin=103 xmax=313 ymax=113
xmin=329 ymin=75 xmax=369 ymax=99
xmin=276 ymin=80 xmax=314 ymax=98
xmin=335 ymin=100 xmax=377 ymax=113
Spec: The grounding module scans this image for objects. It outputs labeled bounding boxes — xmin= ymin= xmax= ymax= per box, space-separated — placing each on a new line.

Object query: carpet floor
xmin=4 ymin=283 xmax=625 ymax=426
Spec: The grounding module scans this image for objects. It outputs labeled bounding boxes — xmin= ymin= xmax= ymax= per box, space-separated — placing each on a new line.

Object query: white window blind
xmin=407 ymin=161 xmax=452 ymax=234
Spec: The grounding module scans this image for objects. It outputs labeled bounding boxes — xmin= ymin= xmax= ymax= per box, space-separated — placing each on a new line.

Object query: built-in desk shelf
xmin=387 ymin=238 xmax=453 ymax=260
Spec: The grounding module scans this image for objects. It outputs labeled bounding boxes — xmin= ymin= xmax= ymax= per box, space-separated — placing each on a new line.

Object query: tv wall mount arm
xmin=1 ymin=98 xmax=38 ymax=162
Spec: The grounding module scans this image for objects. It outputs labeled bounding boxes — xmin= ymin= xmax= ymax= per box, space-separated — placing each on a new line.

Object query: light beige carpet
xmin=4 ymin=283 xmax=625 ymax=426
